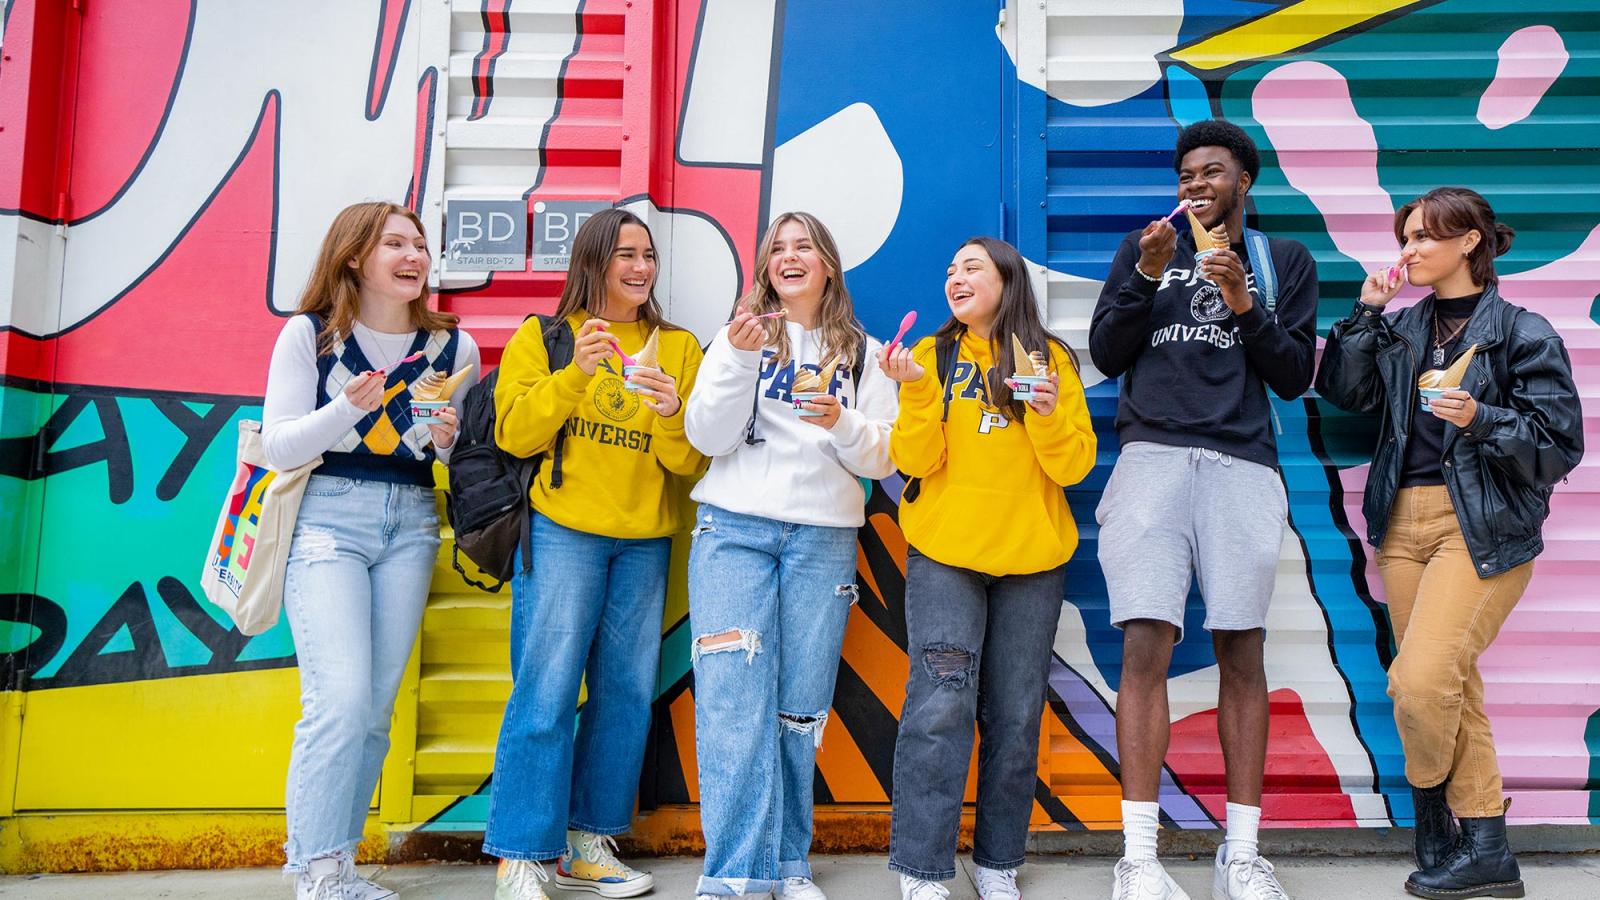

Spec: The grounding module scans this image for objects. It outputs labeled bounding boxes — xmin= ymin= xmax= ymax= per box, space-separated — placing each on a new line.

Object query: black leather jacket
xmin=1316 ymin=285 xmax=1583 ymax=577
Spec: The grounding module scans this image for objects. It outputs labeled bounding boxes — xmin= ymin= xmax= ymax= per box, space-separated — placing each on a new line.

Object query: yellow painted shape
xmin=13 ymin=669 xmax=302 ymax=810
xmin=0 ymin=811 xmax=389 ymax=874
xmin=1171 ymin=0 xmax=1425 ymax=71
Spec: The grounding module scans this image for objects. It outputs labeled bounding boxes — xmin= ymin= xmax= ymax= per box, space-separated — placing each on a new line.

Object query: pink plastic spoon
xmin=726 ymin=308 xmax=789 ymax=324
xmin=593 ymin=326 xmax=638 ymax=367
xmin=885 ymin=310 xmax=917 ymax=353
xmin=376 ymin=351 xmax=424 ymax=376
xmin=1162 ymin=199 xmax=1192 ymax=223
xmin=1385 ymin=257 xmax=1408 ymax=288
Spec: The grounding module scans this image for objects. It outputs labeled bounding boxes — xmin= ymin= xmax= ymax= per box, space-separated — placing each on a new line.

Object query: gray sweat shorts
xmin=1094 ymin=441 xmax=1287 ymax=641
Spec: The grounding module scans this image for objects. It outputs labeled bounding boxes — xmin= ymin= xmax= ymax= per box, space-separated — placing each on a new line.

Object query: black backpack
xmin=445 ymin=315 xmax=575 ymax=591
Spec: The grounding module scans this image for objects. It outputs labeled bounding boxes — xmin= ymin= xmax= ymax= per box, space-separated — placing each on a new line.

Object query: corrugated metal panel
xmin=1030 ymin=0 xmax=1600 ymax=826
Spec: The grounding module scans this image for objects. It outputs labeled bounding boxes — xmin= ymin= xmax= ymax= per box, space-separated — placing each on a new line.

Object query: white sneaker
xmin=1211 ymin=847 xmax=1289 ymax=900
xmin=1112 ymin=857 xmax=1190 ymax=900
xmin=781 ymin=875 xmax=828 ymax=898
xmin=554 ymin=831 xmax=654 ymax=898
xmin=495 ymin=859 xmax=550 ymax=900
xmin=296 ymin=856 xmax=349 ymax=900
xmin=975 ymin=866 xmax=1021 ymax=899
xmin=336 ymin=855 xmax=396 ymax=900
xmin=900 ymin=873 xmax=951 ymax=899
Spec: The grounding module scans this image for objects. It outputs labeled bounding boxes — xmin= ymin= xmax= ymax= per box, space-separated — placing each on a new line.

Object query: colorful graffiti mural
xmin=0 ymin=0 xmax=1596 ymax=871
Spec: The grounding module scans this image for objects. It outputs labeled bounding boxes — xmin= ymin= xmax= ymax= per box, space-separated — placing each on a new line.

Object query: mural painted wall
xmin=0 ymin=0 xmax=1595 ymax=869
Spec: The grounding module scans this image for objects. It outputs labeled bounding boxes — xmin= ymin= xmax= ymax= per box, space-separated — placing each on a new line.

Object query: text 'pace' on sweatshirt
xmin=684 ymin=321 xmax=899 ymax=529
xmin=891 ymin=332 xmax=1096 ymax=576
xmin=494 ymin=313 xmax=706 ymax=540
xmin=1088 ymin=228 xmax=1318 ymax=469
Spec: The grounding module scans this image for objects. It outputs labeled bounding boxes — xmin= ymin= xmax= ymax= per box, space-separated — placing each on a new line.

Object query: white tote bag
xmin=199 ymin=420 xmax=321 ymax=635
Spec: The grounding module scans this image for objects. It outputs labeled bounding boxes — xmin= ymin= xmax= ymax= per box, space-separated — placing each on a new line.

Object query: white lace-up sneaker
xmin=554 ymin=831 xmax=654 ymax=897
xmin=976 ymin=865 xmax=1021 ymax=899
xmin=1112 ymin=857 xmax=1190 ymax=900
xmin=780 ymin=875 xmax=828 ymax=898
xmin=495 ymin=859 xmax=550 ymax=900
xmin=295 ymin=856 xmax=349 ymax=900
xmin=900 ymin=873 xmax=952 ymax=899
xmin=335 ymin=854 xmax=395 ymax=899
xmin=1211 ymin=847 xmax=1289 ymax=900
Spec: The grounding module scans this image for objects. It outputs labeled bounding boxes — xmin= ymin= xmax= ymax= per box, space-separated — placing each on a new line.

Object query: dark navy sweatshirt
xmin=1088 ymin=227 xmax=1319 ymax=469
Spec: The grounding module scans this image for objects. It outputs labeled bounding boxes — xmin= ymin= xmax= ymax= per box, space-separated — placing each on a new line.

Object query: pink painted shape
xmin=1478 ymin=26 xmax=1569 ymax=131
xmin=1258 ymin=59 xmax=1600 ymax=821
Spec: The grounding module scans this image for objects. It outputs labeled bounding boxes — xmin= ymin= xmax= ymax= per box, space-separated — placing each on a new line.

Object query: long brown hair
xmin=295 ymin=201 xmax=457 ymax=354
xmin=1394 ymin=187 xmax=1516 ymax=287
xmin=736 ymin=211 xmax=865 ymax=366
xmin=551 ymin=208 xmax=679 ymax=330
xmin=933 ymin=237 xmax=1078 ymax=421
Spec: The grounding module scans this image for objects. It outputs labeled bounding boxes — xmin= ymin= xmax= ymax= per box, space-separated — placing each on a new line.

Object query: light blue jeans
xmin=282 ymin=474 xmax=439 ymax=869
xmin=483 ymin=512 xmax=672 ymax=860
xmin=688 ymin=503 xmax=860 ymax=896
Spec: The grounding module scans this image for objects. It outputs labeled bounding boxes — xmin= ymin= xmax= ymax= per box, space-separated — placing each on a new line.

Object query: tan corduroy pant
xmin=1377 ymin=485 xmax=1533 ymax=818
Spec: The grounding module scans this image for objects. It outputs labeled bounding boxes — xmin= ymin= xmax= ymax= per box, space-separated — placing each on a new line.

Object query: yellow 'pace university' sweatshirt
xmin=495 ymin=313 xmax=706 ymax=539
xmin=891 ymin=332 xmax=1096 ymax=575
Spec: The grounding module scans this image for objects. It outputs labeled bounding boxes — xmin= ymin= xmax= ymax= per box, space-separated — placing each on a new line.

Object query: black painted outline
xmin=673 ymin=0 xmax=770 ymax=172
xmin=365 ymin=0 xmax=414 ymax=122
xmin=752 ymin=0 xmax=786 ymax=247
xmin=0 ymin=2 xmax=198 ymax=225
xmin=467 ymin=0 xmax=512 ymax=122
xmin=0 ymin=89 xmax=285 ymax=340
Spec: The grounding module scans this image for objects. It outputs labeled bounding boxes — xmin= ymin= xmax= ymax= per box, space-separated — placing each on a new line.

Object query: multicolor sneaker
xmin=554 ymin=830 xmax=655 ymax=898
xmin=336 ymin=854 xmax=396 ymax=899
xmin=494 ymin=859 xmax=550 ymax=900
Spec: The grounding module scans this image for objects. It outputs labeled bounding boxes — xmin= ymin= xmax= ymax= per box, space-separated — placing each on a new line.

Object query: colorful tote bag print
xmin=199 ymin=420 xmax=320 ymax=635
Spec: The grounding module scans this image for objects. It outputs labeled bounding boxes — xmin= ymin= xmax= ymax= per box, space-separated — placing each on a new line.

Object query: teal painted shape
xmin=100 ymin=622 xmax=136 ymax=654
xmin=1586 ymin=707 xmax=1600 ymax=822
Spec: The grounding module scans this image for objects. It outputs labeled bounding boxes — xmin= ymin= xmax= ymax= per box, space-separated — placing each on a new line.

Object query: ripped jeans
xmin=888 ymin=547 xmax=1066 ymax=882
xmin=687 ymin=503 xmax=859 ymax=896
xmin=282 ymin=475 xmax=439 ymax=869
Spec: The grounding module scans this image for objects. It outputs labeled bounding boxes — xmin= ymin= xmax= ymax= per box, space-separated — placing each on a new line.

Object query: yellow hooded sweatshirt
xmin=495 ymin=313 xmax=706 ymax=539
xmin=890 ymin=331 xmax=1096 ymax=575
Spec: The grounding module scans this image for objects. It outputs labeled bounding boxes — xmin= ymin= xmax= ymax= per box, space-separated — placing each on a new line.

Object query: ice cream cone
xmin=411 ymin=364 xmax=475 ymax=401
xmin=1010 ymin=334 xmax=1036 ymax=378
xmin=634 ymin=328 xmax=661 ymax=368
xmin=1186 ymin=208 xmax=1221 ymax=251
xmin=1439 ymin=343 xmax=1478 ymax=388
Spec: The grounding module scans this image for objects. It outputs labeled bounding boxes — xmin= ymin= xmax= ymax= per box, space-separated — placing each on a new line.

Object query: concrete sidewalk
xmin=4 ymin=854 xmax=1600 ymax=898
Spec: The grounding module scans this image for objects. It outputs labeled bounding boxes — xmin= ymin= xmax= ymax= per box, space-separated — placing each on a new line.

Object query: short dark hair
xmin=1395 ymin=187 xmax=1515 ymax=286
xmin=1174 ymin=119 xmax=1260 ymax=184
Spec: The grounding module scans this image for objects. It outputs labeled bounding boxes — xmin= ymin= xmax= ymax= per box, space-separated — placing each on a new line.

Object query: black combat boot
xmin=1411 ymin=781 xmax=1459 ymax=870
xmin=1405 ymin=815 xmax=1524 ymax=899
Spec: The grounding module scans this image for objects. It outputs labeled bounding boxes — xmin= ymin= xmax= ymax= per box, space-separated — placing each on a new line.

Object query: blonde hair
xmin=295 ymin=201 xmax=457 ymax=354
xmin=737 ymin=211 xmax=865 ymax=366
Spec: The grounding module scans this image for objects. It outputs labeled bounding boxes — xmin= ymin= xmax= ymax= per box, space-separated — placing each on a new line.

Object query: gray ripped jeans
xmin=888 ymin=547 xmax=1066 ymax=882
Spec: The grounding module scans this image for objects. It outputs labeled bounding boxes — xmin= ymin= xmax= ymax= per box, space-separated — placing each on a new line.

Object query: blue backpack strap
xmin=1243 ymin=228 xmax=1277 ymax=313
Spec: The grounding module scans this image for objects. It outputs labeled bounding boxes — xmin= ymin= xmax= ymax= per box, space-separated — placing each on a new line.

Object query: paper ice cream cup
xmin=792 ymin=391 xmax=827 ymax=416
xmin=410 ymin=399 xmax=447 ymax=421
xmin=1418 ymin=387 xmax=1447 ymax=412
xmin=622 ymin=364 xmax=657 ymax=392
xmin=1194 ymin=248 xmax=1219 ymax=283
xmin=1009 ymin=374 xmax=1048 ymax=400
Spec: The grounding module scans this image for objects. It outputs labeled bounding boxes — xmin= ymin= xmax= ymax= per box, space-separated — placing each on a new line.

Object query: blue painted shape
xmin=100 ymin=622 xmax=135 ymax=655
xmin=1165 ymin=65 xmax=1212 ymax=127
xmin=774 ymin=1 xmax=1005 ymax=343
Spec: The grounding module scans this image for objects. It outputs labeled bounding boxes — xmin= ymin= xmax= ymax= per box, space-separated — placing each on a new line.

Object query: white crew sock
xmin=1224 ymin=802 xmax=1262 ymax=863
xmin=1121 ymin=799 xmax=1160 ymax=862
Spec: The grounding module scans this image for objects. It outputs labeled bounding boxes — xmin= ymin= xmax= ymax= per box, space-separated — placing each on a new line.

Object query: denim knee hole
xmin=922 ymin=643 xmax=975 ymax=688
xmin=293 ymin=525 xmax=338 ymax=564
xmin=835 ymin=583 xmax=859 ymax=605
xmin=691 ymin=628 xmax=761 ymax=664
xmin=778 ymin=709 xmax=830 ymax=749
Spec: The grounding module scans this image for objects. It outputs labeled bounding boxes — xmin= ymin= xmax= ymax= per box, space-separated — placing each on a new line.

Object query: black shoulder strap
xmin=535 ymin=314 xmax=575 ymax=488
xmin=900 ymin=335 xmax=961 ymax=503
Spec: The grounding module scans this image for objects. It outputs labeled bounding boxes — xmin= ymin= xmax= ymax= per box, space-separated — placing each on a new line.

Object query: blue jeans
xmin=688 ymin=504 xmax=860 ymax=896
xmin=888 ymin=548 xmax=1066 ymax=882
xmin=483 ymin=512 xmax=672 ymax=860
xmin=283 ymin=475 xmax=439 ymax=869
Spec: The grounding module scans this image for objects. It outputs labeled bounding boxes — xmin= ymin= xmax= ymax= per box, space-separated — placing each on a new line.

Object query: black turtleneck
xmin=1400 ymin=292 xmax=1483 ymax=487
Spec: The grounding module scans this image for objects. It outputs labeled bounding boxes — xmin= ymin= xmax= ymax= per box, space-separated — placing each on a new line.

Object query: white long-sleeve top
xmin=261 ymin=315 xmax=480 ymax=471
xmin=685 ymin=321 xmax=898 ymax=528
